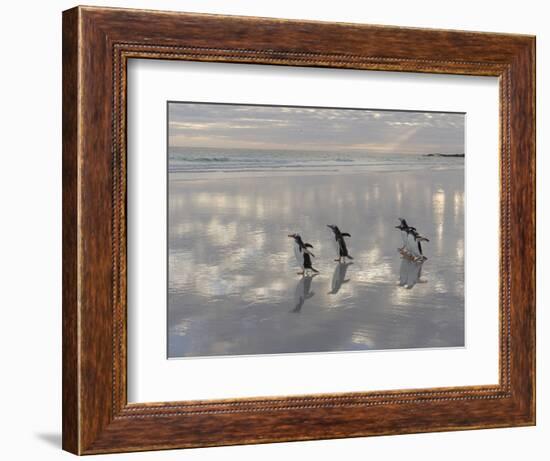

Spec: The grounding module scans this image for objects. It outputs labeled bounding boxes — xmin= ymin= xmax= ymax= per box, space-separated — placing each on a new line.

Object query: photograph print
xmin=167 ymin=102 xmax=465 ymax=358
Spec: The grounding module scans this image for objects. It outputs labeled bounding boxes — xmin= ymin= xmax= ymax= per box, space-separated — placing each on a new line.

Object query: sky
xmin=168 ymin=103 xmax=465 ymax=155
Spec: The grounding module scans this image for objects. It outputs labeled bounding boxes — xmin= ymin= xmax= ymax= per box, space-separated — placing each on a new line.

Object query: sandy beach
xmin=167 ymin=157 xmax=465 ymax=358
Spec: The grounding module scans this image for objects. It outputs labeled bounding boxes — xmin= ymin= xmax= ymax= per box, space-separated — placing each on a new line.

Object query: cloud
xmin=168 ymin=103 xmax=464 ymax=154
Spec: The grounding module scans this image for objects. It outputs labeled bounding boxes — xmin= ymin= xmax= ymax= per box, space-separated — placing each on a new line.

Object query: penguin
xmin=327 ymin=224 xmax=353 ymax=262
xmin=405 ymin=228 xmax=429 ymax=261
xmin=395 ymin=217 xmax=414 ymax=250
xmin=288 ymin=233 xmax=319 ymax=275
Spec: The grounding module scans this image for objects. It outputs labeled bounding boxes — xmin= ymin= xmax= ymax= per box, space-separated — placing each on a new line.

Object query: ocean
xmin=168 ymin=147 xmax=464 ymax=177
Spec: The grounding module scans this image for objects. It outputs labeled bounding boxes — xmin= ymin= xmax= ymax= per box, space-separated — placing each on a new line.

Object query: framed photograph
xmin=62 ymin=6 xmax=535 ymax=455
xmin=164 ymin=101 xmax=466 ymax=359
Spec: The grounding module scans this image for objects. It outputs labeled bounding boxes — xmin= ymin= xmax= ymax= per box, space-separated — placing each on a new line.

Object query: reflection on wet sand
xmin=168 ymin=166 xmax=465 ymax=357
xmin=328 ymin=262 xmax=353 ymax=294
xmin=398 ymin=257 xmax=425 ymax=289
xmin=291 ymin=274 xmax=318 ymax=313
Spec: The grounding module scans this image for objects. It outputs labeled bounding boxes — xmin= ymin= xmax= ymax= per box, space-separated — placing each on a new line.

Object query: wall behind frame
xmin=0 ymin=1 xmax=545 ymax=460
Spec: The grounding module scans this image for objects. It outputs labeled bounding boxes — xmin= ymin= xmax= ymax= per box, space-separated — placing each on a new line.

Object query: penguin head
xmin=288 ymin=233 xmax=301 ymax=242
xmin=327 ymin=224 xmax=339 ymax=233
xmin=396 ymin=218 xmax=408 ymax=230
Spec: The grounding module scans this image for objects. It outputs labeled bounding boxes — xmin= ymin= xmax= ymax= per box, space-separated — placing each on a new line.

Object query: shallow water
xmin=168 ymin=165 xmax=464 ymax=358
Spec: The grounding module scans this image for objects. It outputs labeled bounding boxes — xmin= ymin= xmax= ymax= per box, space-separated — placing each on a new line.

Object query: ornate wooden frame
xmin=62 ymin=5 xmax=535 ymax=455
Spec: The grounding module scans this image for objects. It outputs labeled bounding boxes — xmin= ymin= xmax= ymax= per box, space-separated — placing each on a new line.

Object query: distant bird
xmin=327 ymin=225 xmax=353 ymax=262
xmin=288 ymin=233 xmax=319 ymax=275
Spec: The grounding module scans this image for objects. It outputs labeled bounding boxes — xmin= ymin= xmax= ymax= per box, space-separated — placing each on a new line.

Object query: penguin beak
xmin=287 ymin=234 xmax=294 ymax=238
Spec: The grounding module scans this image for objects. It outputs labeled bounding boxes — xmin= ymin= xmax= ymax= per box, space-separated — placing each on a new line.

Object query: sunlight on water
xmin=433 ymin=189 xmax=446 ymax=255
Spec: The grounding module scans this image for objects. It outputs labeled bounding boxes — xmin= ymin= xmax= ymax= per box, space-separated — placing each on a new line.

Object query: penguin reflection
xmin=398 ymin=256 xmax=426 ymax=289
xmin=328 ymin=262 xmax=353 ymax=294
xmin=291 ymin=274 xmax=317 ymax=313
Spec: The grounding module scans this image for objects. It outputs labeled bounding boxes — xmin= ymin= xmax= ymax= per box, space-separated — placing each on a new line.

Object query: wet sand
xmin=168 ymin=166 xmax=464 ymax=357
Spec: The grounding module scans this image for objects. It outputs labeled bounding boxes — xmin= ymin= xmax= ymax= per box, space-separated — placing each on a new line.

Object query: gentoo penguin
xmin=405 ymin=228 xmax=429 ymax=261
xmin=395 ymin=217 xmax=414 ymax=250
xmin=288 ymin=233 xmax=319 ymax=275
xmin=327 ymin=225 xmax=353 ymax=262
xmin=328 ymin=262 xmax=353 ymax=294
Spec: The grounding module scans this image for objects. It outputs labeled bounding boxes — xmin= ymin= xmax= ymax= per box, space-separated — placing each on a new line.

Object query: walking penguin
xmin=395 ymin=217 xmax=414 ymax=251
xmin=288 ymin=233 xmax=319 ymax=275
xmin=327 ymin=224 xmax=354 ymax=262
xmin=395 ymin=218 xmax=429 ymax=261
